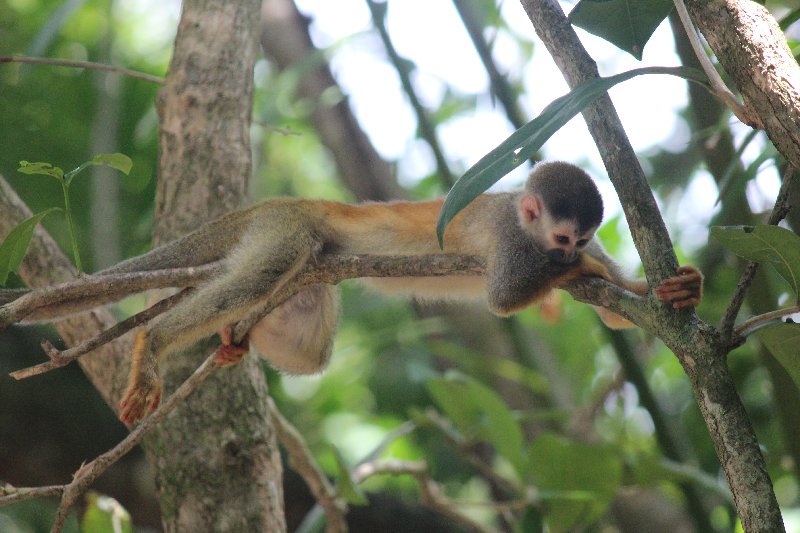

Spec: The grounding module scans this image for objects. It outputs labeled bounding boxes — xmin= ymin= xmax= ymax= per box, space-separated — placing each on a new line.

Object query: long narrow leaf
xmin=436 ymin=66 xmax=707 ymax=247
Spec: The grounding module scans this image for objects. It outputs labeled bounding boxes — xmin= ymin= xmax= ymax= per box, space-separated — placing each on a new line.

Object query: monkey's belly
xmin=362 ymin=276 xmax=487 ymax=302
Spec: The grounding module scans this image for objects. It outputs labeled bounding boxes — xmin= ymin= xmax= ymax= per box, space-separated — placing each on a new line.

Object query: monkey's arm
xmin=579 ymin=243 xmax=703 ymax=329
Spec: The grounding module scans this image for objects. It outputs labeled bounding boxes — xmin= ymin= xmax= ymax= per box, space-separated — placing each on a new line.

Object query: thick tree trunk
xmin=144 ymin=0 xmax=286 ymax=531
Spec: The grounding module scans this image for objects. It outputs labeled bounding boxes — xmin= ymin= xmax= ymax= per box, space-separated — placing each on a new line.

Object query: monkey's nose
xmin=546 ymin=248 xmax=575 ymax=265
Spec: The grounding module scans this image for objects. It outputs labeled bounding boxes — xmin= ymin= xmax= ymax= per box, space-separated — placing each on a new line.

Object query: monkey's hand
xmin=215 ymin=325 xmax=250 ymax=366
xmin=654 ymin=266 xmax=703 ymax=309
xmin=119 ymin=331 xmax=163 ymax=427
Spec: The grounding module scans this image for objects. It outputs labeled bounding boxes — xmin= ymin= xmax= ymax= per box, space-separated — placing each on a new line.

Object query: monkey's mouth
xmin=546 ymin=248 xmax=577 ymax=265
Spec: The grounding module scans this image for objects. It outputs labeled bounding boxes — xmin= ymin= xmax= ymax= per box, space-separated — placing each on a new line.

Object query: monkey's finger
xmin=655 ymin=280 xmax=699 ymax=293
xmin=658 ymin=274 xmax=702 ymax=287
xmin=656 ymin=288 xmax=694 ymax=302
xmin=656 ymin=282 xmax=701 ymax=295
xmin=219 ymin=325 xmax=234 ymax=346
xmin=671 ymin=297 xmax=699 ymax=309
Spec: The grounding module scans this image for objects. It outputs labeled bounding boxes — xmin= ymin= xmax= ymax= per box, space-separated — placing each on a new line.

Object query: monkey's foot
xmin=655 ymin=266 xmax=704 ymax=309
xmin=215 ymin=325 xmax=250 ymax=366
xmin=119 ymin=382 xmax=162 ymax=427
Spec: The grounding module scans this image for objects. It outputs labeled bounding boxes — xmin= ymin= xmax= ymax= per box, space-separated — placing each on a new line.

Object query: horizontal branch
xmin=0 ymin=55 xmax=164 ymax=84
xmin=5 ymin=252 xmax=645 ymax=381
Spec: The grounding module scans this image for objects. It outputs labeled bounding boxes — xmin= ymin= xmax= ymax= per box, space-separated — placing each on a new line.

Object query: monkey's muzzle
xmin=546 ymin=248 xmax=577 ymax=265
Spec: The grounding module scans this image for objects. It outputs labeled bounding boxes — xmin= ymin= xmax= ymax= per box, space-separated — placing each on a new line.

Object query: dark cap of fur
xmin=526 ymin=161 xmax=603 ymax=233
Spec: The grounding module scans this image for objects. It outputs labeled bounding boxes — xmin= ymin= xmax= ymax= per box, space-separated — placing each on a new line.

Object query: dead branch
xmin=10 ymin=289 xmax=194 ymax=380
xmin=268 ymin=397 xmax=347 ymax=533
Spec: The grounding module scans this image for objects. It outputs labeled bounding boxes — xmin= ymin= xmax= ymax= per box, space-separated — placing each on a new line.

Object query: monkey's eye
xmin=555 ymin=235 xmax=570 ymax=245
xmin=576 ymin=239 xmax=589 ymax=247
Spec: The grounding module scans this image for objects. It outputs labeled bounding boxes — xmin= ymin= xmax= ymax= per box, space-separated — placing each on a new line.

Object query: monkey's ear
xmin=519 ymin=193 xmax=542 ymax=224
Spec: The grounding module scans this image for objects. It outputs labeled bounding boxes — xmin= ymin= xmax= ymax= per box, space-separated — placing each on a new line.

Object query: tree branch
xmin=0 ymin=55 xmax=164 ymax=84
xmin=671 ymin=0 xmax=753 ymax=124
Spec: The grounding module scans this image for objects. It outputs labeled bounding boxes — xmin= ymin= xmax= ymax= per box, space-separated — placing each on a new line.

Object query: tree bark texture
xmin=684 ymin=0 xmax=800 ymax=171
xmin=146 ymin=0 xmax=286 ymax=531
xmin=518 ymin=1 xmax=784 ymax=531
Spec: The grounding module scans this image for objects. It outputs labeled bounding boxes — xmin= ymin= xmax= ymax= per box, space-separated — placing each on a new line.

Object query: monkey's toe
xmin=215 ymin=343 xmax=249 ymax=366
xmin=215 ymin=327 xmax=249 ymax=366
xmin=119 ymin=385 xmax=161 ymax=427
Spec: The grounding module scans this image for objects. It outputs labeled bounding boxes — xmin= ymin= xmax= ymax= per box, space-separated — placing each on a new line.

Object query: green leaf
xmin=515 ymin=506 xmax=545 ymax=533
xmin=569 ymin=0 xmax=674 ymax=59
xmin=80 ymin=491 xmax=133 ymax=533
xmin=64 ymin=153 xmax=134 ymax=186
xmin=435 ymin=66 xmax=707 ymax=247
xmin=92 ymin=153 xmax=133 ymax=175
xmin=527 ymin=433 xmax=622 ymax=533
xmin=711 ymin=225 xmax=800 ymax=303
xmin=427 ymin=371 xmax=526 ymax=473
xmin=0 ymin=208 xmax=61 ymax=286
xmin=17 ymin=160 xmax=64 ymax=180
xmin=332 ymin=447 xmax=368 ymax=505
xmin=757 ymin=323 xmax=800 ymax=391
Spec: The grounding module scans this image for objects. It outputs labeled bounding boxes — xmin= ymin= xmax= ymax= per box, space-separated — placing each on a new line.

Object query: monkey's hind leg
xmin=119 ymin=233 xmax=318 ymax=425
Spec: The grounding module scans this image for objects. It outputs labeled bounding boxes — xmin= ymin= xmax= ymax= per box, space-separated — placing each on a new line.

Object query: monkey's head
xmin=517 ymin=161 xmax=603 ymax=265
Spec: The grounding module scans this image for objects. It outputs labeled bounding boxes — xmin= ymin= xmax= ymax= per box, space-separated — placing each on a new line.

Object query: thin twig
xmin=733 ymin=306 xmax=800 ymax=338
xmin=0 ymin=55 xmax=164 ymax=84
xmin=0 ymin=484 xmax=63 ymax=505
xmin=719 ymin=165 xmax=796 ymax=339
xmin=10 ymin=289 xmax=194 ymax=380
xmin=672 ymin=0 xmax=754 ymax=125
xmin=423 ymin=410 xmax=520 ymax=498
xmin=268 ymin=397 xmax=347 ymax=533
xmin=352 ymin=460 xmax=496 ymax=533
xmin=49 ymin=352 xmax=220 ymax=532
xmin=364 ymin=0 xmax=455 ymax=188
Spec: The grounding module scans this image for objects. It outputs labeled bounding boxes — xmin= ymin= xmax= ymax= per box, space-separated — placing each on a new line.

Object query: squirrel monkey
xmin=49 ymin=161 xmax=700 ymax=425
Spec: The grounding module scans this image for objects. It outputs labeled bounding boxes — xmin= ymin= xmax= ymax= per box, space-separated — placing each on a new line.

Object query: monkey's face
xmin=544 ymin=218 xmax=596 ymax=265
xmin=517 ymin=192 xmax=597 ymax=265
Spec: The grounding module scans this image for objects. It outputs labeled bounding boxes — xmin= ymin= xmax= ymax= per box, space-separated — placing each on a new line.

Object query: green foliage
xmin=527 ymin=433 xmax=622 ymax=532
xmin=569 ymin=0 xmax=675 ymax=59
xmin=711 ymin=225 xmax=800 ymax=303
xmin=757 ymin=324 xmax=800 ymax=391
xmin=2 ymin=154 xmax=132 ymax=279
xmin=80 ymin=491 xmax=132 ymax=533
xmin=436 ymin=66 xmax=707 ymax=246
xmin=428 ymin=371 xmax=526 ymax=474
